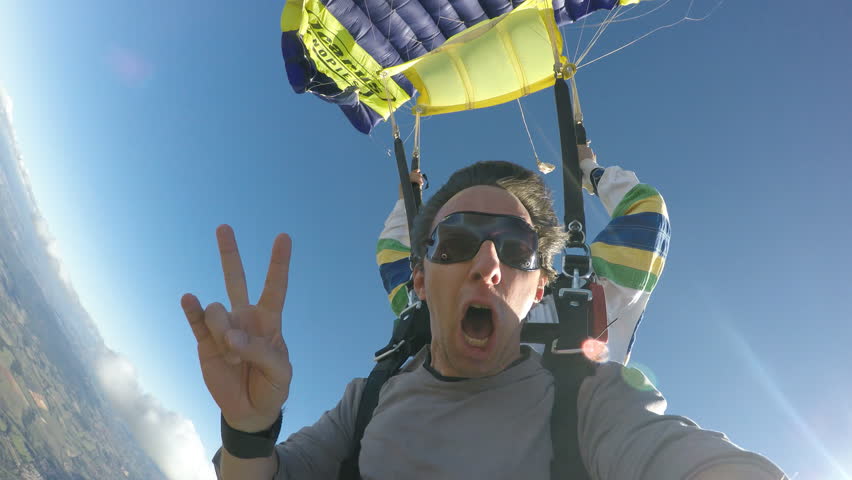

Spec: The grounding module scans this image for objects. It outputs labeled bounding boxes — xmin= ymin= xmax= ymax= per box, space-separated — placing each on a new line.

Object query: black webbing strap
xmin=411 ymin=152 xmax=423 ymax=209
xmin=543 ymin=348 xmax=595 ymax=480
xmin=337 ymin=302 xmax=432 ymax=480
xmin=393 ymin=137 xmax=420 ymax=237
xmin=554 ymin=78 xmax=586 ymax=245
xmin=540 ymin=275 xmax=595 ymax=480
xmin=546 ymin=76 xmax=596 ymax=480
xmin=337 ymin=355 xmax=406 ymax=480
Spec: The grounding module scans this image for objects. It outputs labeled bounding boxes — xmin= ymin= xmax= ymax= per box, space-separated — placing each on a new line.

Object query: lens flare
xmin=582 ymin=338 xmax=610 ymax=363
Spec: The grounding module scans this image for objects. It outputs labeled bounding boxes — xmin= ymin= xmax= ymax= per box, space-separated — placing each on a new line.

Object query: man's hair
xmin=411 ymin=161 xmax=568 ymax=282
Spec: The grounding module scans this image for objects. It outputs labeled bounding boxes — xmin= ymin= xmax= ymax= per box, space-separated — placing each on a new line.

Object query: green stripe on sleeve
xmin=611 ymin=184 xmax=661 ymax=219
xmin=592 ymin=257 xmax=659 ymax=292
xmin=390 ymin=286 xmax=409 ymax=317
xmin=377 ymin=238 xmax=412 ymax=255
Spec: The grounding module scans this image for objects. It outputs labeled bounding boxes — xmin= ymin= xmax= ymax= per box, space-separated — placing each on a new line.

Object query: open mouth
xmin=461 ymin=304 xmax=494 ymax=348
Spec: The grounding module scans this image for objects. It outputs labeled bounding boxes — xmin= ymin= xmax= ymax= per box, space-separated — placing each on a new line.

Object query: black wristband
xmin=221 ymin=412 xmax=282 ymax=459
xmin=590 ymin=167 xmax=605 ymax=196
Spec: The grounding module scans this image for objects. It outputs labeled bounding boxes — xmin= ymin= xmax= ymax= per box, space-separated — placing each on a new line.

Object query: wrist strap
xmin=590 ymin=167 xmax=605 ymax=197
xmin=221 ymin=412 xmax=282 ymax=459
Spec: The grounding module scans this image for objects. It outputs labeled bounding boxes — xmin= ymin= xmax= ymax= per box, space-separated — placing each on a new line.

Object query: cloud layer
xmin=3 ymin=89 xmax=214 ymax=480
xmin=96 ymin=349 xmax=216 ymax=480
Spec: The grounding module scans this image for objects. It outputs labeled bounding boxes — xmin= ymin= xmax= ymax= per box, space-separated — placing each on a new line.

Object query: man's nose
xmin=468 ymin=240 xmax=502 ymax=285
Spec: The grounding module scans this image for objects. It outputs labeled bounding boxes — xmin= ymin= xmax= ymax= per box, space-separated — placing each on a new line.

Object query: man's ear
xmin=535 ymin=274 xmax=547 ymax=303
xmin=412 ymin=265 xmax=427 ymax=300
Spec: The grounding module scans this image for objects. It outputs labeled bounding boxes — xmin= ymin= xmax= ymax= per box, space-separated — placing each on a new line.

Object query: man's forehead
xmin=433 ymin=186 xmax=532 ymax=229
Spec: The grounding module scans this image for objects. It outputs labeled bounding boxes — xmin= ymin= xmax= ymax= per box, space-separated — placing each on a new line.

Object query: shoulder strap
xmin=540 ymin=275 xmax=596 ymax=480
xmin=337 ymin=301 xmax=431 ymax=480
xmin=520 ymin=274 xmax=596 ymax=480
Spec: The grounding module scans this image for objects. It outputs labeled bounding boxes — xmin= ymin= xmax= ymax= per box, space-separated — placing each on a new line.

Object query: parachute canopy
xmin=281 ymin=0 xmax=638 ymax=133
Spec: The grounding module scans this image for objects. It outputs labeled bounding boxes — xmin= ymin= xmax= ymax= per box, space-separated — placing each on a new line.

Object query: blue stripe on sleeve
xmin=593 ymin=212 xmax=671 ymax=257
xmin=380 ymin=257 xmax=412 ymax=294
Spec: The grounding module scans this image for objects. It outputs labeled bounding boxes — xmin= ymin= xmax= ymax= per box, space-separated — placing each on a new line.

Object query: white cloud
xmin=96 ymin=349 xmax=216 ymax=480
xmin=1 ymin=89 xmax=13 ymax=121
xmin=32 ymin=214 xmax=74 ymax=287
xmin=1 ymin=88 xmax=72 ymax=291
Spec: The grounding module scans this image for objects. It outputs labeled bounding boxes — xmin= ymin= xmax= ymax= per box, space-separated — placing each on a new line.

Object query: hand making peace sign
xmin=181 ymin=225 xmax=293 ymax=433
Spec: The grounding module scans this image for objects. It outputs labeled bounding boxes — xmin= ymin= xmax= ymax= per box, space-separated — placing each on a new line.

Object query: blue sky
xmin=1 ymin=0 xmax=850 ymax=478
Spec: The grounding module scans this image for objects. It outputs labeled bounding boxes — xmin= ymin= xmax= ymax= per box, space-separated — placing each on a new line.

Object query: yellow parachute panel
xmin=382 ymin=0 xmax=566 ymax=116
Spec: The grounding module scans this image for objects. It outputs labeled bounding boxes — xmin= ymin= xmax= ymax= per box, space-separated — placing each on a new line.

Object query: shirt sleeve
xmin=588 ymin=166 xmax=671 ymax=363
xmin=377 ymin=199 xmax=412 ymax=317
xmin=213 ymin=378 xmax=365 ymax=480
xmin=578 ymin=363 xmax=787 ymax=480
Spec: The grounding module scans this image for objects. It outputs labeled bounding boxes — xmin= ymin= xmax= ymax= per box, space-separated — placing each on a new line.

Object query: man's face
xmin=413 ymin=186 xmax=546 ymax=378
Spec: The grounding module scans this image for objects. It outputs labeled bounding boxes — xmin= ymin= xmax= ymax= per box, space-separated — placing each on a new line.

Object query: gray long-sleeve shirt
xmin=214 ymin=347 xmax=785 ymax=479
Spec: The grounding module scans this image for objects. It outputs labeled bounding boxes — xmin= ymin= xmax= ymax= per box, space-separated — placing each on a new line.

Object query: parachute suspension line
xmin=561 ymin=45 xmax=585 ymax=129
xmin=544 ymin=9 xmax=564 ymax=76
xmin=578 ymin=0 xmax=724 ymax=69
xmin=571 ymin=6 xmax=617 ymax=67
xmin=381 ymin=72 xmax=420 ymax=237
xmin=683 ymin=0 xmax=726 ymax=22
xmin=571 ymin=0 xmax=595 ymax=68
xmin=382 ymin=73 xmax=401 ymax=141
xmin=570 ymin=75 xmax=584 ymax=128
xmin=411 ymin=107 xmax=423 ymax=208
xmin=517 ymin=99 xmax=554 ymax=174
xmin=601 ymin=0 xmax=672 ymax=26
xmin=574 ymin=6 xmax=620 ymax=66
xmin=412 ymin=108 xmax=422 ymax=170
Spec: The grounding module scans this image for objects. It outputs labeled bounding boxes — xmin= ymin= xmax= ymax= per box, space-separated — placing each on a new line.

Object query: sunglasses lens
xmin=426 ymin=213 xmax=539 ymax=270
xmin=429 ymin=226 xmax=481 ymax=263
xmin=498 ymin=234 xmax=538 ymax=270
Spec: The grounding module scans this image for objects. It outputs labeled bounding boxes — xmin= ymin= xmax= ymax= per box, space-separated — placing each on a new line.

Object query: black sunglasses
xmin=425 ymin=211 xmax=541 ymax=271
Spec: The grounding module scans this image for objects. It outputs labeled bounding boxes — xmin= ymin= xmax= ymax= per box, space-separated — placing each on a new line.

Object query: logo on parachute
xmin=303 ymin=7 xmax=410 ymax=116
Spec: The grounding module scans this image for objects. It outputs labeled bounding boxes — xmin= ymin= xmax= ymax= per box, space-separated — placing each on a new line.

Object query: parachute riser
xmin=393 ymin=138 xmax=419 ymax=237
xmin=553 ymin=77 xmax=587 ymax=248
xmin=545 ymin=74 xmax=597 ymax=480
xmin=383 ymin=74 xmax=422 ymax=238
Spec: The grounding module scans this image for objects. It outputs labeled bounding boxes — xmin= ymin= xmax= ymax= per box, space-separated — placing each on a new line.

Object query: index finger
xmin=258 ymin=233 xmax=292 ymax=314
xmin=216 ymin=224 xmax=250 ymax=308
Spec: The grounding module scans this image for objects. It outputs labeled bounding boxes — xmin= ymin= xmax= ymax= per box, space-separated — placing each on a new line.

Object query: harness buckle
xmin=550 ymin=338 xmax=584 ymax=355
xmin=373 ymin=300 xmax=431 ymax=362
xmin=558 ymin=286 xmax=593 ymax=305
xmin=374 ymin=340 xmax=406 ymax=362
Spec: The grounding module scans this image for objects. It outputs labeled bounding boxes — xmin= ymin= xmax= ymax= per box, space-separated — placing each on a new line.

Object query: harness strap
xmin=393 ymin=136 xmax=421 ymax=237
xmin=554 ymin=77 xmax=586 ymax=246
xmin=337 ymin=355 xmax=405 ymax=480
xmin=542 ymin=275 xmax=595 ymax=480
xmin=548 ymin=75 xmax=596 ymax=480
xmin=337 ymin=302 xmax=432 ymax=480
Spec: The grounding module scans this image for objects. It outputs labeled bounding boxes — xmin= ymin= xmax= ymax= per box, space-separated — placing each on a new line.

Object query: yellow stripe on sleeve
xmin=591 ymin=242 xmax=666 ymax=279
xmin=377 ymin=248 xmax=411 ymax=266
xmin=622 ymin=194 xmax=668 ymax=218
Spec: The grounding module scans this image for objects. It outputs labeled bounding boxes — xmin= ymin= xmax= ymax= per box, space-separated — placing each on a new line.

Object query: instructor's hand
xmin=182 ymin=225 xmax=292 ymax=432
xmin=398 ymin=169 xmax=426 ymax=199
